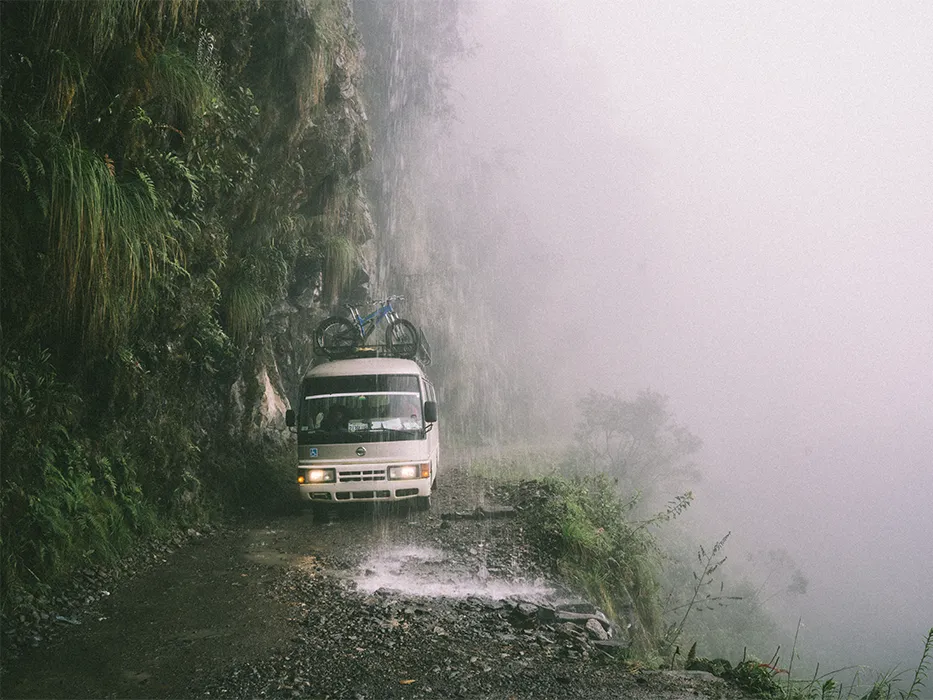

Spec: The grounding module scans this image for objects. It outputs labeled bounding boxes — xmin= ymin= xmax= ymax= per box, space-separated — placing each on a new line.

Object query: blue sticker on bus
xmin=310 ymin=448 xmax=318 ymax=457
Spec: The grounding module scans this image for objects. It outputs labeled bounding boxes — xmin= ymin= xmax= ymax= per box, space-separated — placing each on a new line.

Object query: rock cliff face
xmin=229 ymin=6 xmax=377 ymax=442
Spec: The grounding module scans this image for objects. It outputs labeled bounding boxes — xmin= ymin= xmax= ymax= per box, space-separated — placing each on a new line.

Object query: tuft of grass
xmin=34 ymin=0 xmax=196 ymax=59
xmin=312 ymin=177 xmax=372 ymax=304
xmin=149 ymin=43 xmax=221 ymax=124
xmin=905 ymin=628 xmax=932 ymax=700
xmin=45 ymin=137 xmax=181 ymax=348
xmin=499 ymin=469 xmax=667 ymax=654
xmin=220 ymin=264 xmax=271 ymax=343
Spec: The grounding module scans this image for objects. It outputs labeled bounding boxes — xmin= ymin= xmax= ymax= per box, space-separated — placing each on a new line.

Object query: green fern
xmin=135 ymin=168 xmax=158 ymax=206
xmin=162 ymin=152 xmax=200 ymax=204
xmin=132 ymin=105 xmax=154 ymax=128
xmin=15 ymin=155 xmax=32 ymax=191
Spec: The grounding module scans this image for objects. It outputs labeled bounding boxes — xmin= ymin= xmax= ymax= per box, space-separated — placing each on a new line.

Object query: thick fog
xmin=439 ymin=0 xmax=932 ymax=666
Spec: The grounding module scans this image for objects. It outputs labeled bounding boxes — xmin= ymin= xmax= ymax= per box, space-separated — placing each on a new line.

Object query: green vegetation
xmin=468 ymin=391 xmax=776 ymax=662
xmin=472 ymin=404 xmax=931 ymax=699
xmin=2 ymin=4 xmax=925 ymax=695
xmin=682 ymin=625 xmax=933 ymax=699
xmin=503 ymin=473 xmax=668 ymax=655
xmin=1 ymin=0 xmax=369 ymax=621
xmin=478 ymin=451 xmax=709 ymax=661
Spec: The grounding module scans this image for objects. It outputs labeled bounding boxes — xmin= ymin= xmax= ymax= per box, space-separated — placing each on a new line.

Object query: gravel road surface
xmin=1 ymin=464 xmax=752 ymax=700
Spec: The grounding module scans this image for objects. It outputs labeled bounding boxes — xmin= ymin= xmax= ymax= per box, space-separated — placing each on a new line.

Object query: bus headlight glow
xmin=388 ymin=465 xmax=418 ymax=480
xmin=388 ymin=464 xmax=430 ymax=481
xmin=304 ymin=468 xmax=335 ymax=484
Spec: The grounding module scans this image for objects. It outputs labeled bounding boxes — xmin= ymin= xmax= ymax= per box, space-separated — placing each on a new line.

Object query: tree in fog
xmin=573 ymin=389 xmax=703 ymax=502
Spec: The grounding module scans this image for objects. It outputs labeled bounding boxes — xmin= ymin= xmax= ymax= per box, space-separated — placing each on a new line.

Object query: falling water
xmin=354 ymin=545 xmax=555 ymax=602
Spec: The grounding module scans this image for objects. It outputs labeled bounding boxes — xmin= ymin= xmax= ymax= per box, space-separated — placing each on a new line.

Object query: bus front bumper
xmin=296 ymin=463 xmax=432 ymax=503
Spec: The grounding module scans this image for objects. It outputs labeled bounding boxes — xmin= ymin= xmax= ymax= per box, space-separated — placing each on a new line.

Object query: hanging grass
xmin=46 ymin=137 xmax=181 ymax=349
xmin=13 ymin=1 xmax=203 ymax=131
xmin=317 ymin=179 xmax=371 ymax=302
xmin=220 ymin=261 xmax=272 ymax=344
xmin=322 ymin=235 xmax=359 ymax=303
xmin=42 ymin=49 xmax=88 ymax=124
xmin=291 ymin=0 xmax=347 ymax=128
xmin=32 ymin=0 xmax=197 ymax=59
xmin=149 ymin=43 xmax=220 ymax=126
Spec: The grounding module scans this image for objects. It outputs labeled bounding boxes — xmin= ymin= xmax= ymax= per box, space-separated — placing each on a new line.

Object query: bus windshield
xmin=298 ymin=374 xmax=423 ymax=444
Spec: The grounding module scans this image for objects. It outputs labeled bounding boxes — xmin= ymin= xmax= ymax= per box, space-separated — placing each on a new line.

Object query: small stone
xmin=557 ymin=601 xmax=598 ymax=615
xmin=516 ymin=603 xmax=537 ymax=616
xmin=555 ymin=622 xmax=581 ymax=639
xmin=585 ymin=617 xmax=609 ymax=640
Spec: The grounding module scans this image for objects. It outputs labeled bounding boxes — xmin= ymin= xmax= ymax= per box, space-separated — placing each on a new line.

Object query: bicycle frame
xmin=314 ymin=294 xmax=422 ymax=362
xmin=347 ymin=298 xmax=399 ymax=344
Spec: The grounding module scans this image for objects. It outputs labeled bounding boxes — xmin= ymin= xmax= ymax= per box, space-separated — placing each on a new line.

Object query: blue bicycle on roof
xmin=314 ymin=295 xmax=420 ymax=360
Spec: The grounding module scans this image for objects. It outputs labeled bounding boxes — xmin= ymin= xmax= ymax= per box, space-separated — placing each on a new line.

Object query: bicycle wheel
xmin=385 ymin=318 xmax=419 ymax=358
xmin=315 ymin=316 xmax=357 ymax=358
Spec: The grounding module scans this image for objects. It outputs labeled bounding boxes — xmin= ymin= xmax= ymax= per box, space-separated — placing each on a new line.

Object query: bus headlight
xmin=299 ymin=468 xmax=335 ymax=484
xmin=388 ymin=464 xmax=430 ymax=480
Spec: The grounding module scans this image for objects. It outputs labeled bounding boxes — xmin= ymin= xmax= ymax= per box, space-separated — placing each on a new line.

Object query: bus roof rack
xmin=313 ymin=333 xmax=432 ymax=367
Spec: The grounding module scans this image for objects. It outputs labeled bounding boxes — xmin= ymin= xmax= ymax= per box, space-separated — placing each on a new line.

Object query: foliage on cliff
xmin=0 ymin=0 xmax=370 ymax=615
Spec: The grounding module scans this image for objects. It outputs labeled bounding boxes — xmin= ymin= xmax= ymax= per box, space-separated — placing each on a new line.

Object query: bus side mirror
xmin=285 ymin=409 xmax=295 ymax=427
xmin=423 ymin=401 xmax=438 ymax=423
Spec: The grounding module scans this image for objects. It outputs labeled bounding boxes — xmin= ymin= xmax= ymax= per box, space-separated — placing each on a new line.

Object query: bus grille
xmin=338 ymin=468 xmax=386 ymax=483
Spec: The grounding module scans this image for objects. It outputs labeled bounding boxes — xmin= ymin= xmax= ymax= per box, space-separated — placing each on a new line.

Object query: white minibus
xmin=285 ymin=357 xmax=439 ymax=508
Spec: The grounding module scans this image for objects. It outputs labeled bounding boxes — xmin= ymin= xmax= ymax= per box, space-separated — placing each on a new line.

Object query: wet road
xmin=1 ymin=466 xmax=751 ymax=700
xmin=1 ymin=469 xmax=549 ymax=698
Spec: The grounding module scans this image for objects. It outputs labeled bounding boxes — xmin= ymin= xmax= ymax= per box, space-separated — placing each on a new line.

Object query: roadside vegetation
xmin=468 ymin=388 xmax=933 ymax=699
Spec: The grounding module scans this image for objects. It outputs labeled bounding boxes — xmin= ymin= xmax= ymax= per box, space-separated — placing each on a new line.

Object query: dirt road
xmin=1 ymin=466 xmax=749 ymax=699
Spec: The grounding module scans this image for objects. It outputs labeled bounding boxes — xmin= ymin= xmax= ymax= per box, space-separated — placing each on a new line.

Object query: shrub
xmin=504 ymin=473 xmax=666 ymax=654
